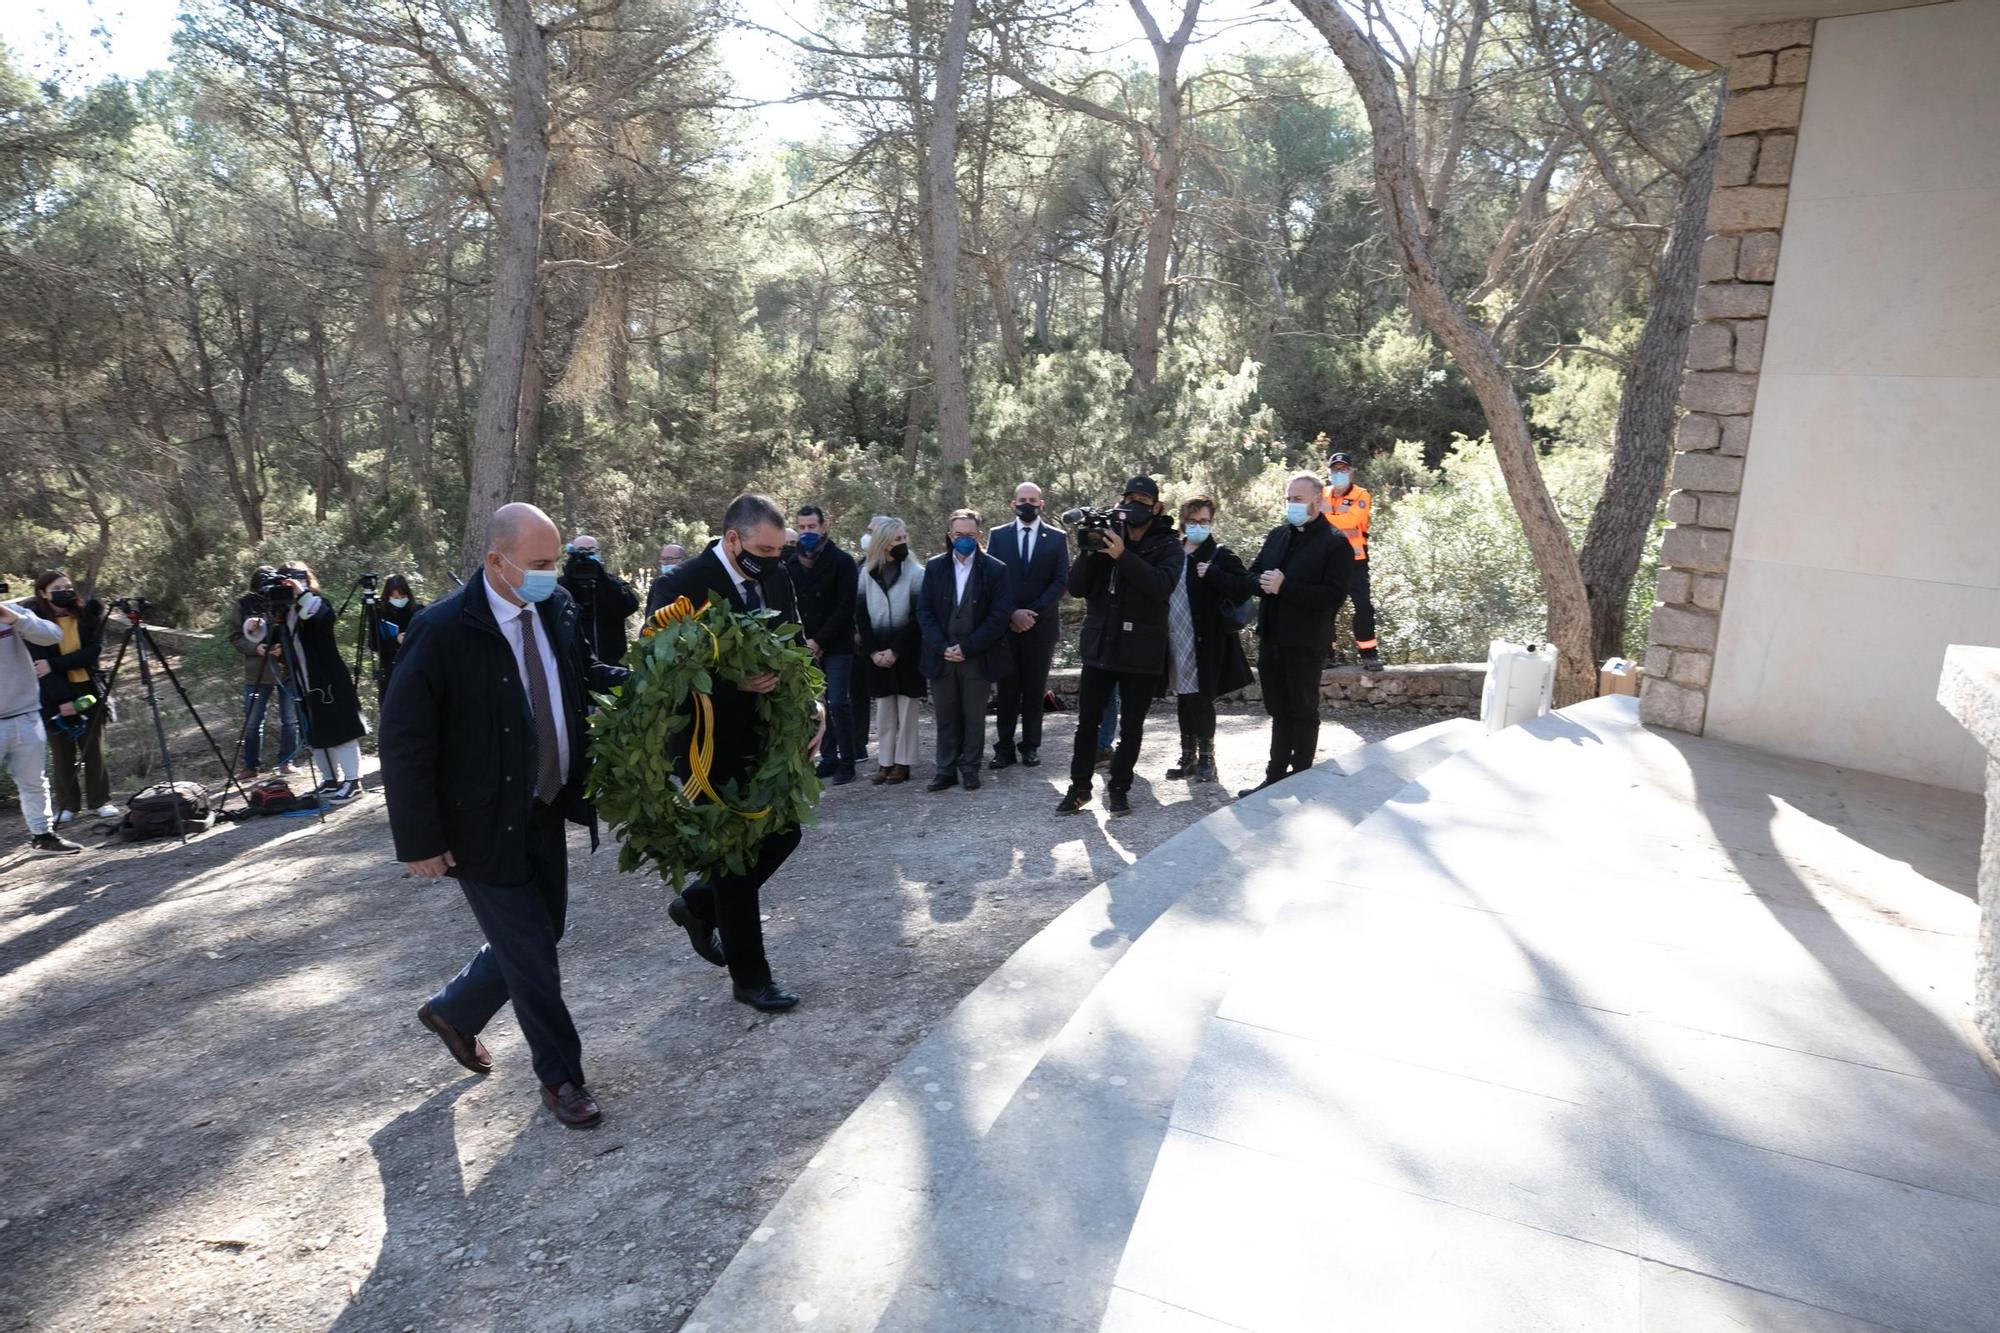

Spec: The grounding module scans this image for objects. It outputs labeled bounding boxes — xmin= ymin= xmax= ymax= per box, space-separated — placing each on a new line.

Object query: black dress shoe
xmin=418 ymin=1002 xmax=493 ymax=1075
xmin=1020 ymin=749 xmax=1040 ymax=767
xmin=815 ymin=756 xmax=840 ymax=778
xmin=829 ymin=767 xmax=857 ymax=787
xmin=989 ymin=751 xmax=1017 ymax=770
xmin=926 ymin=773 xmax=959 ymax=793
xmin=668 ymin=896 xmax=727 ymax=967
xmin=1107 ymin=787 xmax=1132 ymax=816
xmin=1055 ymin=786 xmax=1091 ymax=814
xmin=962 ymin=769 xmax=982 ymax=791
xmin=540 ymin=1081 xmax=603 ymax=1129
xmin=734 ymin=982 xmax=800 ymax=1012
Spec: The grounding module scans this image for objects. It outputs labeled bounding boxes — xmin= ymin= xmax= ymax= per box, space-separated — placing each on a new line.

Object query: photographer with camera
xmin=26 ymin=571 xmax=119 ymax=826
xmin=1210 ymin=472 xmax=1353 ymax=796
xmin=245 ymin=562 xmax=367 ymax=802
xmin=1 ymin=583 xmax=82 ymax=855
xmin=558 ymin=533 xmax=641 ymax=666
xmin=1055 ymin=476 xmax=1185 ymax=817
xmin=229 ymin=566 xmax=308 ymax=779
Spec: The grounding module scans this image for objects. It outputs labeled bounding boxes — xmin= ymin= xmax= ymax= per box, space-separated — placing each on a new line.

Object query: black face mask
xmin=734 ymin=547 xmax=776 ymax=581
xmin=1015 ymin=502 xmax=1041 ymax=524
xmin=50 ymin=589 xmax=79 ymax=608
xmin=1120 ymin=503 xmax=1154 ymax=531
xmin=889 ymin=544 xmax=909 ymax=563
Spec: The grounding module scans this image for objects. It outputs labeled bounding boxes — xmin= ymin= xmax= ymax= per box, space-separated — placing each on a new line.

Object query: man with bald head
xmin=645 ymin=542 xmax=690 ymax=616
xmin=381 ymin=502 xmax=631 ymax=1129
xmin=558 ymin=531 xmax=641 ymax=665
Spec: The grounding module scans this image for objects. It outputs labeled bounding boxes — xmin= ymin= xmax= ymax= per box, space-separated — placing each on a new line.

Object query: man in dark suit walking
xmin=382 ymin=502 xmax=631 ymax=1130
xmin=1210 ymin=472 xmax=1352 ymax=796
xmin=986 ymin=481 xmax=1069 ymax=769
xmin=916 ymin=508 xmax=1014 ymax=793
xmin=649 ymin=493 xmax=823 ymax=1012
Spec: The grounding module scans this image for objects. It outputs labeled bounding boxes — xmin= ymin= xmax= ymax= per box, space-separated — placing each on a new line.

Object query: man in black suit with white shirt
xmin=986 ymin=481 xmax=1069 ymax=768
xmin=646 ymin=493 xmax=822 ymax=1012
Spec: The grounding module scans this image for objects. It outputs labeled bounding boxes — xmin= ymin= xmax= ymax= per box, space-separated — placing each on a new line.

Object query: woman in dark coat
xmin=26 ymin=570 xmax=117 ymax=822
xmin=250 ymin=561 xmax=367 ymax=801
xmin=372 ymin=574 xmax=425 ymax=698
xmin=855 ymin=517 xmax=926 ymax=784
xmin=1164 ymin=496 xmax=1254 ymax=783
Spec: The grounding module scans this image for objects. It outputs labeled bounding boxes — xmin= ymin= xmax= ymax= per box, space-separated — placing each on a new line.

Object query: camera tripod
xmin=99 ymin=602 xmax=259 ymax=844
xmin=220 ymin=632 xmax=330 ymax=828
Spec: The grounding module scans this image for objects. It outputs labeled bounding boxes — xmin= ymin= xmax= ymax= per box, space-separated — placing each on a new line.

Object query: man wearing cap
xmin=1323 ymin=446 xmax=1381 ymax=670
xmin=1056 ymin=476 xmax=1184 ymax=817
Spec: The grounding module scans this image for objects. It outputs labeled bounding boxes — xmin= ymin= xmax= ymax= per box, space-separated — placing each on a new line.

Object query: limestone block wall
xmin=1640 ymin=19 xmax=1814 ymax=733
xmin=1046 ymin=664 xmax=1486 ymax=715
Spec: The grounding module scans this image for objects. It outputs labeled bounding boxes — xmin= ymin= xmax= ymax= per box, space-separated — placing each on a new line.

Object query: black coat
xmin=646 ymin=545 xmax=803 ymax=791
xmin=1179 ymin=540 xmax=1256 ymax=697
xmin=856 ymin=562 xmax=926 ymax=698
xmin=787 ymin=539 xmax=858 ymax=657
xmin=915 ymin=551 xmax=1014 ymax=680
xmin=558 ymin=560 xmax=641 ymax=666
xmin=1214 ymin=516 xmax=1352 ymax=653
xmin=229 ymin=592 xmax=291 ymax=686
xmin=380 ymin=577 xmax=629 ymax=885
xmin=27 ymin=598 xmax=106 ymax=719
xmin=1067 ymin=522 xmax=1186 ymax=677
xmin=373 ymin=596 xmax=425 ymax=682
xmin=281 ymin=593 xmax=367 ymax=748
xmin=986 ymin=521 xmax=1069 ymax=646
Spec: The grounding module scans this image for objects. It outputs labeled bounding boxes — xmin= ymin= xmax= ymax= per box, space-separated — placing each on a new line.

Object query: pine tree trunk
xmin=1289 ymin=0 xmax=1596 ymax=704
xmin=459 ymin=0 xmax=550 ymax=570
xmin=924 ymin=0 xmax=975 ymax=466
xmin=1580 ymin=118 xmax=1719 ymax=663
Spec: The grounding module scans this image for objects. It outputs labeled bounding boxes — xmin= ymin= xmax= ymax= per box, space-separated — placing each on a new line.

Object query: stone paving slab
xmin=1118 ymin=696 xmax=1999 ymax=1332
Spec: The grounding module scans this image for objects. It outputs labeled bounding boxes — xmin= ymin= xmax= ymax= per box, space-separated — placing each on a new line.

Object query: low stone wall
xmin=1047 ymin=663 xmax=1486 ymax=714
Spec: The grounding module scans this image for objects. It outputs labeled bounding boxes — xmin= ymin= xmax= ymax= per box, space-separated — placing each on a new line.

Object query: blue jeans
xmin=819 ymin=653 xmax=856 ymax=770
xmin=1098 ymin=681 xmax=1121 ymax=749
xmin=241 ymin=681 xmax=305 ymax=769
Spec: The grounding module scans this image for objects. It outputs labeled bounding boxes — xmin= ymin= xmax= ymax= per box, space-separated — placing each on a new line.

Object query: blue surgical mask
xmin=952 ymin=535 xmax=978 ymax=557
xmin=1183 ymin=524 xmax=1211 ymax=544
xmin=659 ymin=562 xmax=677 ymax=577
xmin=388 ymin=596 xmax=410 ymax=609
xmin=503 ymin=555 xmax=558 ymax=603
xmin=1285 ymin=501 xmax=1311 ymax=527
xmin=797 ymin=531 xmax=822 ymax=553
xmin=1329 ymin=471 xmax=1352 ymax=490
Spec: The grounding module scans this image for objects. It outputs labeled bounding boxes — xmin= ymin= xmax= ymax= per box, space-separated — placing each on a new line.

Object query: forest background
xmin=1 ymin=0 xmax=1721 ymax=677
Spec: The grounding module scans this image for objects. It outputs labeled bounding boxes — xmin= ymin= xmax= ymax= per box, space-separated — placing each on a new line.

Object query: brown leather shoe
xmin=417 ymin=1002 xmax=492 ymax=1075
xmin=541 ymin=1081 xmax=603 ymax=1129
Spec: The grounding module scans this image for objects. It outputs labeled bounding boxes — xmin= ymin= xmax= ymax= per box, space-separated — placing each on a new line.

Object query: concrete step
xmin=682 ymin=719 xmax=1483 ymax=1333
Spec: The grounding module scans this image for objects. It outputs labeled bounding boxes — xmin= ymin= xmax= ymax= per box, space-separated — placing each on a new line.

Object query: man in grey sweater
xmin=1 ymin=595 xmax=83 ymax=855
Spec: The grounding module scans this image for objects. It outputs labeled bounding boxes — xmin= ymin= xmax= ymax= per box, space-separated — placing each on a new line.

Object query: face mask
xmin=1119 ymin=503 xmax=1152 ymax=529
xmin=734 ymin=544 xmax=776 ymax=581
xmin=388 ymin=596 xmax=410 ymax=609
xmin=659 ymin=563 xmax=678 ymax=577
xmin=1285 ymin=501 xmax=1311 ymax=527
xmin=1183 ymin=524 xmax=1211 ymax=545
xmin=889 ymin=543 xmax=909 ymax=563
xmin=50 ymin=588 xmax=79 ymax=607
xmin=575 ymin=549 xmax=601 ymax=563
xmin=797 ymin=531 xmax=822 ymax=553
xmin=951 ymin=535 xmax=978 ymax=557
xmin=1015 ymin=502 xmax=1041 ymax=524
xmin=503 ymin=554 xmax=558 ymax=603
xmin=1329 ymin=471 xmax=1352 ymax=490
xmin=858 ymin=533 xmax=873 ymax=553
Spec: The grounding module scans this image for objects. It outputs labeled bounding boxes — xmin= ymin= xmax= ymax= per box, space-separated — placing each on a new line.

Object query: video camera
xmin=254 ymin=566 xmax=310 ymax=603
xmin=562 ymin=546 xmax=602 ymax=586
xmin=109 ymin=595 xmax=151 ymax=617
xmin=1062 ymin=505 xmax=1128 ymax=552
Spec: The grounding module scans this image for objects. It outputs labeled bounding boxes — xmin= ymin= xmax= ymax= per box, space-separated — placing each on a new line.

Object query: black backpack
xmin=121 ymin=782 xmax=214 ymax=841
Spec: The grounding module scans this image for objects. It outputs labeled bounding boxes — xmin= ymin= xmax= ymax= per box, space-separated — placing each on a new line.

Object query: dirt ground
xmin=0 ymin=701 xmax=1431 ymax=1333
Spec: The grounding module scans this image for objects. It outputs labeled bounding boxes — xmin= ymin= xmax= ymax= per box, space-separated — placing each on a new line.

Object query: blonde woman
xmin=855 ymin=517 xmax=925 ymax=783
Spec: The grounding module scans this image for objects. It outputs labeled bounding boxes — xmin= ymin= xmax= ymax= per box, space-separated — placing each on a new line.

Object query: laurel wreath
xmin=586 ymin=592 xmax=825 ymax=887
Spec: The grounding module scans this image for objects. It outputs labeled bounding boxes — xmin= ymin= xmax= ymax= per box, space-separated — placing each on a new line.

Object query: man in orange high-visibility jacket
xmin=1324 ymin=449 xmax=1382 ymax=670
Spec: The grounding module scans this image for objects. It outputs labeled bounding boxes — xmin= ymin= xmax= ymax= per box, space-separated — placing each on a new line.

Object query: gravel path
xmin=0 ymin=703 xmax=1431 ymax=1332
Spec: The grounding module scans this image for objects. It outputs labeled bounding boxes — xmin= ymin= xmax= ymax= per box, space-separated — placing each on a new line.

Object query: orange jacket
xmin=1324 ymin=482 xmax=1371 ymax=559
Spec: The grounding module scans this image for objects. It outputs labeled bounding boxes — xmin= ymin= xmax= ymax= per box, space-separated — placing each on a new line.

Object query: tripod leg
xmin=133 ymin=633 xmax=190 ymax=845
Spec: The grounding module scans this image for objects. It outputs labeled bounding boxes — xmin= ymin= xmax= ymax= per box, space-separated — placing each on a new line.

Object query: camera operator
xmin=1056 ymin=476 xmax=1185 ymax=817
xmin=1 ymin=585 xmax=81 ymax=854
xmin=27 ymin=571 xmax=118 ymax=825
xmin=373 ymin=574 xmax=425 ymax=697
xmin=245 ymin=562 xmax=367 ymax=801
xmin=229 ymin=566 xmax=307 ymax=779
xmin=1209 ymin=472 xmax=1352 ymax=796
xmin=558 ymin=533 xmax=640 ymax=666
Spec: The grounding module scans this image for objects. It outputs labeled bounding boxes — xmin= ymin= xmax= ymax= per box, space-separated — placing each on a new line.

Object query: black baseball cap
xmin=1122 ymin=476 xmax=1160 ymax=501
xmin=1327 ymin=451 xmax=1357 ymax=467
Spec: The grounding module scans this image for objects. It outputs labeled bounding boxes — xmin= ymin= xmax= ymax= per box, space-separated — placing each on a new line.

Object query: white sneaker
xmin=94 ymin=804 xmax=121 ymax=819
xmin=54 ymin=810 xmax=77 ymax=826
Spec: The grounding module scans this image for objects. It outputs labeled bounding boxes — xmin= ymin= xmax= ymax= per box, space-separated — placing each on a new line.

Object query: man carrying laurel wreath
xmin=650 ymin=492 xmax=823 ymax=1012
xmin=382 ymin=502 xmax=632 ymax=1130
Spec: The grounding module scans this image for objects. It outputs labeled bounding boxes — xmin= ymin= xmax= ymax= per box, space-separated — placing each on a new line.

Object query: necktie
xmin=743 ymin=577 xmax=762 ymax=611
xmin=519 ymin=607 xmax=563 ymax=803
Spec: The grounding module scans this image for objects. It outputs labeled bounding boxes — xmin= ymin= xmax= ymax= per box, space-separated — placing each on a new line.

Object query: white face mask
xmin=388 ymin=596 xmax=410 ymax=608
